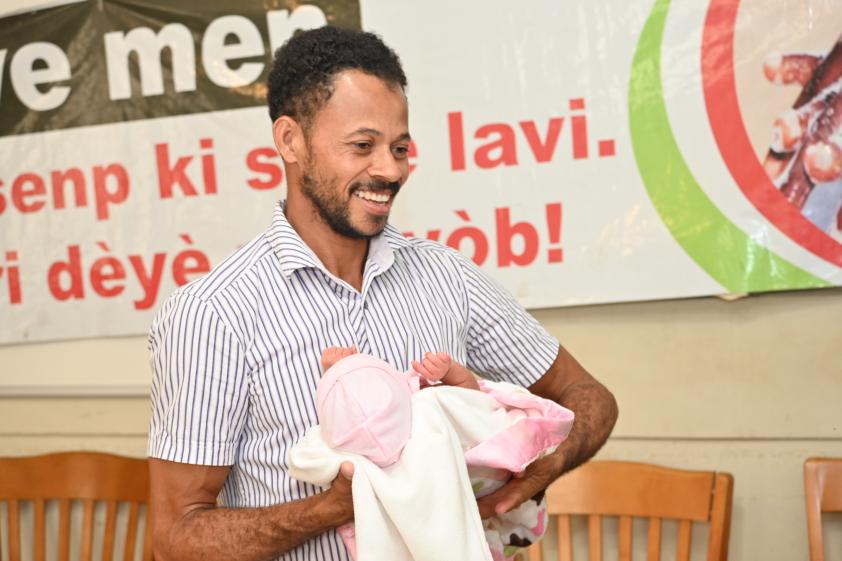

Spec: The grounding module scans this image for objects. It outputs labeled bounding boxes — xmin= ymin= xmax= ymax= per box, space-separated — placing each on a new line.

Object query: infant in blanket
xmin=320 ymin=346 xmax=480 ymax=389
xmin=317 ymin=347 xmax=562 ymax=561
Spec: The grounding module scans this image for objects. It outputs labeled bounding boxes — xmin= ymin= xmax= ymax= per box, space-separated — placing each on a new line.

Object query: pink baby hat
xmin=316 ymin=354 xmax=414 ymax=467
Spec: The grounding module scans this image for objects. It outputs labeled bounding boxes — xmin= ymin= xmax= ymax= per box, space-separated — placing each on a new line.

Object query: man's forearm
xmin=156 ymin=490 xmax=352 ymax=561
xmin=552 ymin=379 xmax=618 ymax=474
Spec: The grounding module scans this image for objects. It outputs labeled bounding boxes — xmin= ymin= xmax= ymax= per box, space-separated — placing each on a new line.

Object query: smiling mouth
xmin=354 ymin=190 xmax=393 ymax=204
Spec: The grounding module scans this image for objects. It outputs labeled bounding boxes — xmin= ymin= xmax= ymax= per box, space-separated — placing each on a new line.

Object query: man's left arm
xmin=476 ymin=344 xmax=618 ymax=518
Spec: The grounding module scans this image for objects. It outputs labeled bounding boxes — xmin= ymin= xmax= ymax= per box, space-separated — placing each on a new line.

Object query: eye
xmin=353 ymin=141 xmax=372 ymax=151
xmin=392 ymin=145 xmax=410 ymax=158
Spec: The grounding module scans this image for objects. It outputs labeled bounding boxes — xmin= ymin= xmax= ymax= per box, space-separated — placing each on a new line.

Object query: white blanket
xmin=289 ymin=382 xmax=571 ymax=561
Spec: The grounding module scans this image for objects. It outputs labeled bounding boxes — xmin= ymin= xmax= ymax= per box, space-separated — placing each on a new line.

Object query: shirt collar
xmin=268 ymin=201 xmax=412 ymax=280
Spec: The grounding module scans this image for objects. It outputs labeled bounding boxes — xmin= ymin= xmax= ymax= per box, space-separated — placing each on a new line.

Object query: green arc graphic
xmin=629 ymin=0 xmax=829 ymax=291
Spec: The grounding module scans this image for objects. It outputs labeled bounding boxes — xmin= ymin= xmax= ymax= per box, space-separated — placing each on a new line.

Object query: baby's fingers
xmin=425 ymin=352 xmax=451 ymax=370
xmin=413 ymin=359 xmax=444 ymax=382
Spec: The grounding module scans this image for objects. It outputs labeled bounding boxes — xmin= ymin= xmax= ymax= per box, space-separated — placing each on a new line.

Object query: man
xmin=148 ymin=25 xmax=617 ymax=561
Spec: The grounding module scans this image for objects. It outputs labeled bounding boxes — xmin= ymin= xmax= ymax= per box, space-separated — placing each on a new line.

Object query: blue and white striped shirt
xmin=148 ymin=202 xmax=559 ymax=561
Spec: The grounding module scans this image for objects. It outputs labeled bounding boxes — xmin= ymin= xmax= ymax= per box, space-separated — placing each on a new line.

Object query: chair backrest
xmin=526 ymin=460 xmax=733 ymax=561
xmin=0 ymin=451 xmax=152 ymax=561
xmin=804 ymin=457 xmax=842 ymax=561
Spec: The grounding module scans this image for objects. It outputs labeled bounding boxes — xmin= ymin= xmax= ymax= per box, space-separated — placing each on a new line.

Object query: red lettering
xmin=200 ymin=138 xmax=218 ymax=195
xmin=495 ymin=207 xmax=539 ymax=267
xmin=448 ymin=112 xmax=466 ymax=171
xmin=172 ymin=248 xmax=211 ymax=286
xmin=447 ymin=98 xmax=608 ymax=170
xmin=48 ymin=245 xmax=85 ymax=300
xmin=93 ymin=164 xmax=129 ymax=220
xmin=90 ymin=256 xmax=126 ymax=297
xmin=447 ymin=222 xmax=489 ymax=266
xmin=571 ymin=114 xmax=589 ymax=159
xmin=408 ymin=140 xmax=418 ymax=174
xmin=0 ymin=165 xmax=130 ymax=218
xmin=545 ymin=203 xmax=563 ymax=263
xmin=569 ymin=98 xmax=585 ymax=110
xmin=246 ymin=147 xmax=284 ymax=190
xmin=51 ymin=168 xmax=87 ymax=209
xmin=128 ymin=253 xmax=167 ymax=310
xmin=11 ymin=173 xmax=46 ymax=213
xmin=598 ymin=139 xmax=615 ymax=157
xmin=3 ymin=250 xmax=22 ymax=305
xmin=474 ymin=124 xmax=518 ymax=169
xmin=156 ymin=143 xmax=197 ymax=198
xmin=520 ymin=118 xmax=564 ymax=163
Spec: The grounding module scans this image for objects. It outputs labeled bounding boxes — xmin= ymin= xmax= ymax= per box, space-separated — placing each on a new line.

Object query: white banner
xmin=1 ymin=0 xmax=841 ymax=344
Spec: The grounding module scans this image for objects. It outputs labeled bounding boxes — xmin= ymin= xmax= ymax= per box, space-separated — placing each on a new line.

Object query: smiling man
xmin=277 ymin=67 xmax=411 ymax=289
xmin=147 ymin=26 xmax=617 ymax=561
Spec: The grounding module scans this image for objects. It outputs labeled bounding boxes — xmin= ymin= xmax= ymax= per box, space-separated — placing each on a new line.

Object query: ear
xmin=272 ymin=116 xmax=305 ymax=164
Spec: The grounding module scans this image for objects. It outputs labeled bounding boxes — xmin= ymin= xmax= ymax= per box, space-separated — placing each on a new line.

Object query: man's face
xmin=297 ymin=70 xmax=411 ymax=239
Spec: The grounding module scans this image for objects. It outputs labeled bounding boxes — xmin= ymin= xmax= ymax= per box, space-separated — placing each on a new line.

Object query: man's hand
xmin=325 ymin=461 xmax=355 ymax=523
xmin=149 ymin=458 xmax=356 ymax=561
xmin=475 ymin=345 xmax=617 ymax=519
xmin=476 ymin=453 xmax=563 ymax=518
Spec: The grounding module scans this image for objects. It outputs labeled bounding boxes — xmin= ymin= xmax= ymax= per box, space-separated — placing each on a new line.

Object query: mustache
xmin=351 ymin=180 xmax=401 ymax=194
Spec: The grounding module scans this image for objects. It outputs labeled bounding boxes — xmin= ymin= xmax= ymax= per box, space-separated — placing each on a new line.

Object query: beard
xmin=299 ymin=157 xmax=401 ymax=240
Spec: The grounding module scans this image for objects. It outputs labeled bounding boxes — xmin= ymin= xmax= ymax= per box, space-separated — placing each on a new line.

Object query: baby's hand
xmin=320 ymin=346 xmax=357 ymax=371
xmin=412 ymin=352 xmax=451 ymax=383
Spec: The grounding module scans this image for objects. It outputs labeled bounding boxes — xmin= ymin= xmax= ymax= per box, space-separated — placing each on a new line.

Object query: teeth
xmin=355 ymin=191 xmax=390 ymax=203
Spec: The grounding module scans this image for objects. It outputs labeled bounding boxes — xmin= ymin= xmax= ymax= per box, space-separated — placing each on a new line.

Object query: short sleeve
xmin=147 ymin=291 xmax=250 ymax=466
xmin=456 ymin=253 xmax=560 ymax=387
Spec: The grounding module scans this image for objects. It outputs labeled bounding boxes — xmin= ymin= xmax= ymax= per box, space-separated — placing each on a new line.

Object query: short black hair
xmin=267 ymin=26 xmax=407 ymax=129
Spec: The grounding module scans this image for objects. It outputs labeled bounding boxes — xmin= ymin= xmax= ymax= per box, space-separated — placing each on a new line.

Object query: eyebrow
xmin=346 ymin=128 xmax=412 ymax=142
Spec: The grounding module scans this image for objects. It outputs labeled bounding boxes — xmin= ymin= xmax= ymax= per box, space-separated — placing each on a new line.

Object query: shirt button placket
xmin=347 ymin=292 xmax=371 ymax=355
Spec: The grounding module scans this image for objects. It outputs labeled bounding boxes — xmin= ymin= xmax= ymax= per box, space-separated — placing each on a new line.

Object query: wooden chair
xmin=526 ymin=460 xmax=733 ymax=561
xmin=804 ymin=457 xmax=842 ymax=561
xmin=0 ymin=451 xmax=152 ymax=561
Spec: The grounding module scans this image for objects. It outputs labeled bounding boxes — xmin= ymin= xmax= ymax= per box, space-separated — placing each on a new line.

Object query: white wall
xmin=2 ymin=288 xmax=841 ymax=560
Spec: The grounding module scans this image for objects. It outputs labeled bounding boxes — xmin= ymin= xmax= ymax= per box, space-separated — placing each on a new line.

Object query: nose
xmin=368 ymin=146 xmax=405 ymax=184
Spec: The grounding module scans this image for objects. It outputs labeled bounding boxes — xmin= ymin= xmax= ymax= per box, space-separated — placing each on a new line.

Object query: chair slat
xmin=34 ymin=499 xmax=45 ymax=561
xmin=103 ymin=500 xmax=118 ymax=561
xmin=558 ymin=514 xmax=572 ymax=561
xmin=81 ymin=499 xmax=95 ymax=561
xmin=647 ymin=517 xmax=662 ymax=561
xmin=588 ymin=515 xmax=602 ymax=561
xmin=123 ymin=502 xmax=140 ymax=561
xmin=527 ymin=542 xmax=543 ymax=561
xmin=707 ymin=473 xmax=734 ymax=561
xmin=804 ymin=459 xmax=825 ymax=561
xmin=9 ymin=500 xmax=21 ymax=561
xmin=537 ymin=462 xmax=732 ymax=561
xmin=677 ymin=520 xmax=692 ymax=561
xmin=804 ymin=457 xmax=842 ymax=561
xmin=0 ymin=453 xmax=152 ymax=561
xmin=58 ymin=499 xmax=71 ymax=561
xmin=619 ymin=515 xmax=632 ymax=561
xmin=142 ymin=505 xmax=154 ymax=561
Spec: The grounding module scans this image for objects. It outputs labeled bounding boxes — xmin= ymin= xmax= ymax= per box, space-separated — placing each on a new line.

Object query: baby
xmin=320 ymin=346 xmax=480 ymax=390
xmin=314 ymin=347 xmax=563 ymax=561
